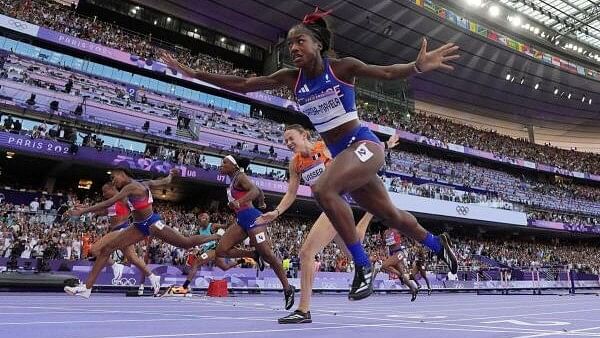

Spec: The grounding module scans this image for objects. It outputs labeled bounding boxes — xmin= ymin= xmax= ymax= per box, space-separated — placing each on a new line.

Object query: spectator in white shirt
xmin=43 ymin=198 xmax=54 ymax=212
xmin=29 ymin=198 xmax=40 ymax=213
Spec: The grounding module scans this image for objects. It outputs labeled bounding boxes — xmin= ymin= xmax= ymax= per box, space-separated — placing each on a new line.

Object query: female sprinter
xmin=410 ymin=245 xmax=432 ymax=295
xmin=181 ymin=212 xmax=260 ymax=292
xmin=66 ymin=168 xmax=220 ymax=298
xmin=381 ymin=228 xmax=419 ymax=301
xmin=161 ymin=9 xmax=459 ymax=300
xmin=216 ymin=155 xmax=295 ymax=310
xmin=65 ymin=182 xmax=161 ymax=297
xmin=255 ymin=124 xmax=375 ymax=324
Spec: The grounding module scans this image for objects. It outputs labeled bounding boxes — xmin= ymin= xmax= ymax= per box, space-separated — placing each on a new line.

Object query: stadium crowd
xmin=359 ymin=103 xmax=600 ymax=175
xmin=1 ymin=189 xmax=599 ymax=276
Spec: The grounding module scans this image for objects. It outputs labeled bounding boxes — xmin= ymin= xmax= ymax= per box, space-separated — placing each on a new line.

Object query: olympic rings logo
xmin=112 ymin=277 xmax=138 ymax=286
xmin=8 ymin=20 xmax=28 ymax=30
xmin=455 ymin=205 xmax=470 ymax=216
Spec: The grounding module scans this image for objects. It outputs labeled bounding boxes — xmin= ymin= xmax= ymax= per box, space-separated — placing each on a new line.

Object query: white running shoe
xmin=149 ymin=274 xmax=161 ymax=295
xmin=112 ymin=263 xmax=124 ymax=281
xmin=64 ymin=284 xmax=91 ymax=298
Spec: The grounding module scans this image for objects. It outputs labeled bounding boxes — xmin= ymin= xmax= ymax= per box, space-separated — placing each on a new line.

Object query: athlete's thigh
xmin=216 ymin=224 xmax=247 ymax=252
xmin=91 ymin=231 xmax=120 ymax=253
xmin=103 ymin=226 xmax=145 ymax=253
xmin=314 ymin=142 xmax=384 ymax=194
xmin=246 ymin=225 xmax=269 ymax=247
xmin=122 ymin=244 xmax=138 ymax=260
xmin=196 ymin=249 xmax=217 ymax=265
xmin=349 ymin=175 xmax=397 ymax=220
xmin=382 ymin=254 xmax=401 ymax=268
xmin=303 ymin=213 xmax=338 ymax=254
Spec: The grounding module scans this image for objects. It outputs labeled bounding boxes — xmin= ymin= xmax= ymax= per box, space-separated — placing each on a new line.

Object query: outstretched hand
xmin=415 ymin=38 xmax=460 ymax=73
xmin=386 ymin=133 xmax=400 ymax=149
xmin=159 ymin=51 xmax=181 ymax=71
xmin=256 ymin=210 xmax=278 ymax=225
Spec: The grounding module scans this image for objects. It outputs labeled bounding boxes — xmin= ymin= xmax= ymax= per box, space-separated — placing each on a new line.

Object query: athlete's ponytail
xmin=299 ymin=7 xmax=334 ymax=57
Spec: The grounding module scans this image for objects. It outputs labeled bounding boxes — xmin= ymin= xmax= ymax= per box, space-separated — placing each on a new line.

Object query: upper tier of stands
xmin=1 ymin=0 xmax=599 ymax=176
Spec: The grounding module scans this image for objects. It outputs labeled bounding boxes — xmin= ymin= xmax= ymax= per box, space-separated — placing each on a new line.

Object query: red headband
xmin=302 ymin=7 xmax=332 ymax=24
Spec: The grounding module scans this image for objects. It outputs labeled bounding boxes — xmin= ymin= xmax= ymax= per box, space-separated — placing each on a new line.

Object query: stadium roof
xmin=497 ymin=0 xmax=600 ymax=57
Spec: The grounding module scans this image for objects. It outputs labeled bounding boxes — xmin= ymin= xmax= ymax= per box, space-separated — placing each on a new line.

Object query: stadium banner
xmin=464 ymin=147 xmax=495 ymax=160
xmin=4 ymin=258 xmax=596 ymax=291
xmin=529 ymin=220 xmax=564 ymax=230
xmin=529 ymin=220 xmax=600 ymax=234
xmin=523 ymin=160 xmax=536 ymax=169
xmin=447 ymin=143 xmax=465 ymax=153
xmin=389 ymin=193 xmax=528 ymax=225
xmin=37 ymin=27 xmax=132 ymax=64
xmin=0 ymin=14 xmax=40 ymax=37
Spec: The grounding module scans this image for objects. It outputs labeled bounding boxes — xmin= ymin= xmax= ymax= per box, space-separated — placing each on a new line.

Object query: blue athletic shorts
xmin=326 ymin=126 xmax=382 ymax=158
xmin=236 ymin=207 xmax=263 ymax=232
xmin=133 ymin=213 xmax=162 ymax=236
xmin=110 ymin=221 xmax=129 ymax=232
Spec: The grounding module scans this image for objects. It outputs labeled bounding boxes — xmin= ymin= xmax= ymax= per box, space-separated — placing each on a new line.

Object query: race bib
xmin=301 ymin=162 xmax=326 ymax=186
xmin=354 ymin=143 xmax=373 ymax=162
xmin=298 ymin=90 xmax=346 ymax=125
xmin=153 ymin=220 xmax=165 ymax=230
xmin=255 ymin=232 xmax=266 ymax=244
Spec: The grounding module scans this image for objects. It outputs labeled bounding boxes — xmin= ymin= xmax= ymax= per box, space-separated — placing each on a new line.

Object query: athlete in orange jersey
xmin=258 ymin=124 xmax=396 ymax=324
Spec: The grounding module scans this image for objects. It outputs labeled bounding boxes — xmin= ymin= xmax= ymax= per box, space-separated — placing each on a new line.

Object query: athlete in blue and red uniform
xmin=161 ymin=8 xmax=459 ymax=301
xmin=67 ymin=168 xmax=220 ymax=298
xmin=410 ymin=246 xmax=432 ymax=295
xmin=381 ymin=228 xmax=419 ymax=301
xmin=216 ymin=155 xmax=295 ymax=310
xmin=181 ymin=212 xmax=259 ymax=293
xmin=65 ymin=182 xmax=161 ymax=298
